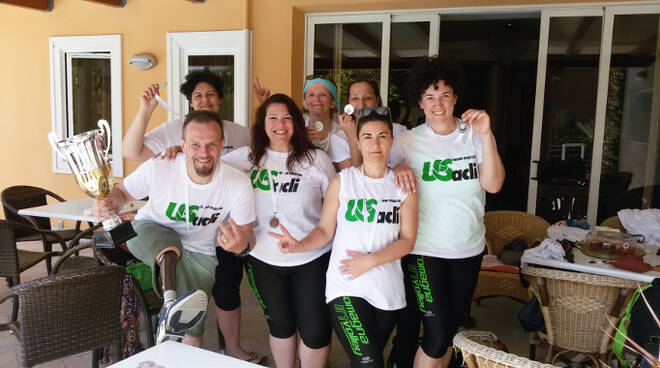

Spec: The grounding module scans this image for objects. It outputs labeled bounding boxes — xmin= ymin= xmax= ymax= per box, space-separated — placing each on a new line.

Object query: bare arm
xmin=123 ymin=84 xmax=159 ymax=162
xmin=461 ymin=109 xmax=505 ymax=193
xmin=269 ymin=175 xmax=340 ymax=253
xmin=92 ymin=182 xmax=135 ymax=221
xmin=339 ymin=113 xmax=363 ymax=168
xmin=340 ymin=192 xmax=418 ymax=279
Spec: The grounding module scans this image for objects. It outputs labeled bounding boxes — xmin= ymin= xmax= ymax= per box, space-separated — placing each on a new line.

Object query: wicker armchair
xmin=454 ymin=330 xmax=556 ymax=368
xmin=473 ymin=211 xmax=550 ymax=303
xmin=1 ymin=185 xmax=88 ymax=274
xmin=521 ymin=266 xmax=640 ymax=366
xmin=600 ymin=216 xmax=625 ymax=232
xmin=0 ymin=220 xmax=96 ymax=322
xmin=0 ymin=265 xmax=125 ymax=368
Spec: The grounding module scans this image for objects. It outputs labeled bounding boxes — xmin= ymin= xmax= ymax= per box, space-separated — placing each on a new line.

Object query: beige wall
xmin=0 ymin=0 xmax=640 ymax=222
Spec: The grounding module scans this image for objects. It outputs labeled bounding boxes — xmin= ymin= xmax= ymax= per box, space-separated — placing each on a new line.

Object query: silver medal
xmin=313 ymin=121 xmax=324 ymax=132
xmin=344 ymin=104 xmax=355 ymax=115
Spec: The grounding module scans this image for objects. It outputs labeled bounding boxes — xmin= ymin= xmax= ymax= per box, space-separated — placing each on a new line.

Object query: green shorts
xmin=127 ymin=219 xmax=218 ymax=337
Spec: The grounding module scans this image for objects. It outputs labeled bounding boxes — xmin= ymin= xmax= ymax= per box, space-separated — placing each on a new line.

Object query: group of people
xmin=92 ymin=55 xmax=505 ymax=368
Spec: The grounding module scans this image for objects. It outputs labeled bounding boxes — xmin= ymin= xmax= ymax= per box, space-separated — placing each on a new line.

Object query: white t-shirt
xmin=389 ymin=122 xmax=486 ymax=259
xmin=326 ymin=167 xmax=408 ymax=310
xmin=329 ymin=123 xmax=408 ymax=163
xmin=143 ymin=119 xmax=250 ymax=156
xmin=123 ymin=154 xmax=256 ymax=256
xmin=222 ymin=146 xmax=336 ymax=266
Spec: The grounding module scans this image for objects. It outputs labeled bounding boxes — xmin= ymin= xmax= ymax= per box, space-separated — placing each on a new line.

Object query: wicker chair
xmin=600 ymin=216 xmax=625 ymax=232
xmin=1 ymin=185 xmax=87 ymax=274
xmin=521 ymin=266 xmax=640 ymax=366
xmin=453 ymin=330 xmax=556 ymax=368
xmin=0 ymin=220 xmax=97 ymax=322
xmin=473 ymin=211 xmax=550 ymax=303
xmin=0 ymin=265 xmax=125 ymax=368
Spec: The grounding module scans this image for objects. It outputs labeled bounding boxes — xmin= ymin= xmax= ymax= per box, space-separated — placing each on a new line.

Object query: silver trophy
xmin=48 ymin=120 xmax=136 ymax=248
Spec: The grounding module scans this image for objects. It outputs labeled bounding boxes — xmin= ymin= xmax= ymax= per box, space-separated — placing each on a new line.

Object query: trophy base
xmin=94 ymin=221 xmax=137 ymax=248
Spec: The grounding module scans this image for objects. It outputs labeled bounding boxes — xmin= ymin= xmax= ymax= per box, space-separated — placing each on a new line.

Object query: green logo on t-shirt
xmin=345 ymin=199 xmax=400 ymax=224
xmin=165 ymin=202 xmax=220 ymax=226
xmin=421 ymin=159 xmax=479 ymax=182
xmin=250 ymin=169 xmax=278 ymax=190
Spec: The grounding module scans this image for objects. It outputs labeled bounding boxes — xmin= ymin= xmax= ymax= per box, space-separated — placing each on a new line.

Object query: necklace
xmin=267 ymin=163 xmax=280 ymax=228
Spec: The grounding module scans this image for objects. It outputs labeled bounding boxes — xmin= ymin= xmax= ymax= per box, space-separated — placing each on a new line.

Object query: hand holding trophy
xmin=48 ymin=120 xmax=136 ymax=248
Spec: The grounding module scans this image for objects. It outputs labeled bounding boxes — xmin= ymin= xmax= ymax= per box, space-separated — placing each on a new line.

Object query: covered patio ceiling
xmin=0 ymin=0 xmax=205 ymax=11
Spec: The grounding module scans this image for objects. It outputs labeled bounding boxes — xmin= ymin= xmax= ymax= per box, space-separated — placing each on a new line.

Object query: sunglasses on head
xmin=356 ymin=107 xmax=392 ymax=122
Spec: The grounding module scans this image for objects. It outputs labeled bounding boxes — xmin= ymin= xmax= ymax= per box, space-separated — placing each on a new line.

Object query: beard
xmin=193 ymin=161 xmax=216 ymax=177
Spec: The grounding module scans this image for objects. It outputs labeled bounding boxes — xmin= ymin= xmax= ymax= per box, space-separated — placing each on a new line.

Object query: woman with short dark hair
xmin=390 ymin=56 xmax=505 ymax=368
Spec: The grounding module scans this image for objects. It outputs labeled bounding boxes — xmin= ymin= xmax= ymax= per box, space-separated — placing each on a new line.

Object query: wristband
xmin=237 ymin=242 xmax=252 ymax=258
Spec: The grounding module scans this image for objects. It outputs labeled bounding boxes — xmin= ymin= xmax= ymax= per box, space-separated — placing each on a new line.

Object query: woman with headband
xmin=269 ymin=107 xmax=418 ymax=368
xmin=389 ymin=56 xmax=505 ymax=368
xmin=222 ymin=94 xmax=336 ymax=368
xmin=253 ymin=76 xmax=352 ymax=170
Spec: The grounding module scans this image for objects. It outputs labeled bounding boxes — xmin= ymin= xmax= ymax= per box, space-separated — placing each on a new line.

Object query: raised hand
xmin=339 ymin=250 xmax=375 ymax=280
xmin=268 ymin=224 xmax=303 ymax=253
xmin=306 ymin=125 xmax=322 ymax=142
xmin=218 ymin=218 xmax=248 ymax=254
xmin=339 ymin=113 xmax=357 ymax=142
xmin=139 ymin=83 xmax=160 ymax=112
xmin=461 ymin=109 xmax=491 ymax=136
xmin=252 ymin=77 xmax=271 ymax=104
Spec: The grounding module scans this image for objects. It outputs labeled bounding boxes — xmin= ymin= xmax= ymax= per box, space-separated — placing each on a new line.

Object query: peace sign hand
xmin=252 ymin=77 xmax=271 ymax=104
xmin=268 ymin=224 xmax=303 ymax=253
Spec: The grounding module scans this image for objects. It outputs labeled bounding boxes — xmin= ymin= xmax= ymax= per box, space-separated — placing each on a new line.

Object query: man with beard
xmin=93 ymin=110 xmax=256 ymax=348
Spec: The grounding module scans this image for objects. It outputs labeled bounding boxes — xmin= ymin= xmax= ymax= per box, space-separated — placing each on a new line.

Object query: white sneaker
xmin=155 ymin=289 xmax=208 ymax=344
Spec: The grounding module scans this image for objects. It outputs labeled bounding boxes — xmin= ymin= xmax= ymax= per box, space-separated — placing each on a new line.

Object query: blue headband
xmin=303 ymin=78 xmax=338 ymax=109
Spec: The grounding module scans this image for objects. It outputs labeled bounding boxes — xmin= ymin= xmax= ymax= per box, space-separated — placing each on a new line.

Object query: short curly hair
xmin=408 ymin=56 xmax=464 ymax=103
xmin=179 ymin=68 xmax=224 ymax=102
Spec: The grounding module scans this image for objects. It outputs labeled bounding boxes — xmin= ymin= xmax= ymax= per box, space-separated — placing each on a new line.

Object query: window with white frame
xmin=167 ymin=30 xmax=252 ymax=127
xmin=49 ymin=35 xmax=123 ymax=177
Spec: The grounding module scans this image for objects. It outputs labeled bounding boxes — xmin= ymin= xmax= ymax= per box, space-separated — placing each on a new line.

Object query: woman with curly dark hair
xmin=389 ymin=56 xmax=505 ymax=368
xmin=222 ymin=93 xmax=336 ymax=368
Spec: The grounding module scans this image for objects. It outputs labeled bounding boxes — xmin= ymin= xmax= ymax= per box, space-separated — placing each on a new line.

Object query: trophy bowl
xmin=48 ymin=120 xmax=136 ymax=248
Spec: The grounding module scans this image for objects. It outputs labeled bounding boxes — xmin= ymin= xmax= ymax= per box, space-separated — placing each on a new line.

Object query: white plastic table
xmin=109 ymin=341 xmax=261 ymax=368
xmin=18 ymin=197 xmax=145 ymax=223
xmin=521 ymin=243 xmax=660 ymax=283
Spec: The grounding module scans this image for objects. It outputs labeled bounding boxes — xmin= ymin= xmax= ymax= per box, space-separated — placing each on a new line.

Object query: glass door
xmin=529 ymin=5 xmax=660 ymax=225
xmin=594 ymin=7 xmax=660 ymax=223
xmin=529 ymin=10 xmax=604 ymax=223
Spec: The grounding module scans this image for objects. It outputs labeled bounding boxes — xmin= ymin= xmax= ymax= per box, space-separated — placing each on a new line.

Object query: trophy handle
xmin=47 ymin=132 xmax=65 ymax=157
xmin=98 ymin=119 xmax=112 ymax=157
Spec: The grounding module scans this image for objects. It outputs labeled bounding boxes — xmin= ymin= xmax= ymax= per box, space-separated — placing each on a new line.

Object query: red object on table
xmin=611 ymin=256 xmax=653 ymax=273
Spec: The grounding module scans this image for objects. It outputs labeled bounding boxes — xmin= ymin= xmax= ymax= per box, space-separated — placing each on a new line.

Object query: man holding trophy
xmin=93 ymin=110 xmax=256 ymax=347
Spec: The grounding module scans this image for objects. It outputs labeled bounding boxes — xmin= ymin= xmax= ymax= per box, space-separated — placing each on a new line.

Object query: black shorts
xmin=329 ymin=296 xmax=398 ymax=368
xmin=395 ymin=252 xmax=483 ymax=361
xmin=244 ymin=252 xmax=332 ymax=349
xmin=212 ymin=246 xmax=245 ymax=311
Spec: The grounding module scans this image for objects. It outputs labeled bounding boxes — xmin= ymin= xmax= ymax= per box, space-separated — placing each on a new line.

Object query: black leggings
xmin=212 ymin=246 xmax=244 ymax=311
xmin=244 ymin=253 xmax=332 ymax=349
xmin=329 ymin=296 xmax=397 ymax=368
xmin=394 ymin=252 xmax=483 ymax=364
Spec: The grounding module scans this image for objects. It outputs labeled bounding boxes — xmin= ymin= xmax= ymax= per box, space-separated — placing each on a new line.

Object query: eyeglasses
xmin=356 ymin=107 xmax=392 ymax=122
